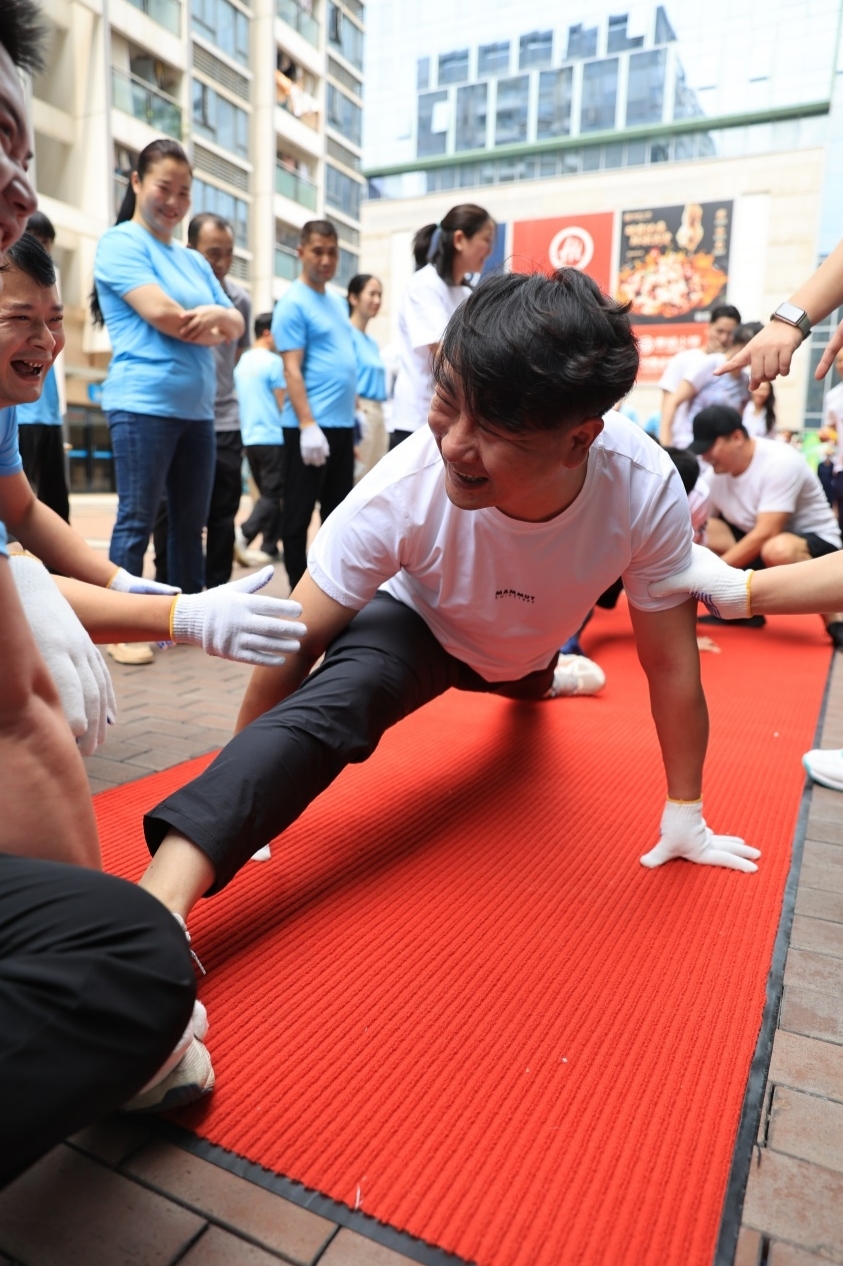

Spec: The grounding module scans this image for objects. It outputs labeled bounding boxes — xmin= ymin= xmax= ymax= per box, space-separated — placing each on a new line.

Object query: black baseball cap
xmin=689 ymin=404 xmax=746 ymax=455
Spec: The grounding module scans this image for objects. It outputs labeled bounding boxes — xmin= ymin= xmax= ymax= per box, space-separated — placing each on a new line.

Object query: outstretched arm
xmin=649 ymin=542 xmax=843 ymax=618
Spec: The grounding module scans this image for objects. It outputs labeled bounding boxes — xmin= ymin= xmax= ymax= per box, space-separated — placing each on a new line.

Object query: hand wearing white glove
xmin=640 ymin=799 xmax=761 ymax=872
xmin=109 ymin=566 xmax=181 ymax=596
xmin=10 ymin=556 xmax=117 ymax=755
xmin=299 ymin=423 xmax=331 ymax=468
xmin=648 ymin=544 xmax=753 ymax=620
xmin=171 ymin=566 xmax=307 ymax=666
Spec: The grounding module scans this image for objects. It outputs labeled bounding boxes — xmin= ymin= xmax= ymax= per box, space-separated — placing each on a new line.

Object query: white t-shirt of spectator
xmin=658 ymin=348 xmax=708 ymax=448
xmin=708 ymin=436 xmax=842 ymax=547
xmin=688 ymin=469 xmax=711 ymax=543
xmin=742 ymin=399 xmax=773 ymax=439
xmin=308 ymin=411 xmax=694 ymax=683
xmin=392 ymin=264 xmax=470 ymax=434
xmin=687 ymin=353 xmax=750 ymax=424
xmin=822 ymin=382 xmax=843 ymax=473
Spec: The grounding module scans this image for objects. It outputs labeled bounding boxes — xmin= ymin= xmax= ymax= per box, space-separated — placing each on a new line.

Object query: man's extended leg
xmin=0 ymin=855 xmax=195 ymax=1186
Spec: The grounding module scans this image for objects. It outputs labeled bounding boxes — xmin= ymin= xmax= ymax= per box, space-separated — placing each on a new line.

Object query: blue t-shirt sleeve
xmin=272 ymin=293 xmax=308 ymax=353
xmin=95 ymin=227 xmax=160 ymax=296
xmin=271 ymin=358 xmax=286 ymax=389
xmin=0 ymin=520 xmax=7 ymax=557
xmin=0 ymin=408 xmax=23 ymax=476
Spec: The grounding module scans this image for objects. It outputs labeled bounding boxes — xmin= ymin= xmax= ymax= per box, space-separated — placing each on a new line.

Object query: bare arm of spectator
xmin=659 ymin=380 xmax=695 ymax=446
xmin=280 ymin=347 xmax=316 ymax=428
xmin=123 ymin=285 xmax=244 ymax=346
xmin=718 ymin=511 xmax=790 ymax=569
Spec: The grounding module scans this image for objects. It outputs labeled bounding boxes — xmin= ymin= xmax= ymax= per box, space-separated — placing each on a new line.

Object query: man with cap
xmin=689 ymin=403 xmax=843 ymax=646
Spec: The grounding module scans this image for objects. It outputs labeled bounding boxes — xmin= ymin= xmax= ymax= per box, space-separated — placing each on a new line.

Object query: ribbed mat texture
xmin=96 ymin=603 xmax=831 ymax=1266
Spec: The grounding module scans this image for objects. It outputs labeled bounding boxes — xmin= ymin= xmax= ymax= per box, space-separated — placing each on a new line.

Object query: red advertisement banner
xmin=510 ymin=213 xmax=614 ymax=292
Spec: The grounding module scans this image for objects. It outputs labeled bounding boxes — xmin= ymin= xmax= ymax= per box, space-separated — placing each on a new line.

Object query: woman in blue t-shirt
xmin=347 ymin=273 xmax=388 ymax=478
xmin=91 ymin=139 xmax=245 ymax=602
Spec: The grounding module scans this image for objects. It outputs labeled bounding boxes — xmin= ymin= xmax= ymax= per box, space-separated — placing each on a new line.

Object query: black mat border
xmin=713 ymin=652 xmax=834 ymax=1266
xmin=153 ymin=1118 xmax=474 ymax=1265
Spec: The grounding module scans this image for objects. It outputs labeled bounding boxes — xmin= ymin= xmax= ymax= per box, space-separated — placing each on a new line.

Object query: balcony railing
xmin=276 ymin=0 xmax=319 ymax=46
xmin=125 ymin=0 xmax=181 ymax=35
xmin=112 ymin=68 xmax=182 ymax=139
xmin=275 ymin=246 xmax=299 ymax=280
xmin=275 ymin=164 xmax=318 ymax=211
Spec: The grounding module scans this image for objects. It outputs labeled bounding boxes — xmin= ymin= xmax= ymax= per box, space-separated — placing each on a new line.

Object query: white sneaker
xmin=122 ymin=1032 xmax=215 ymax=1112
xmin=234 ymin=528 xmax=272 ymax=568
xmin=107 ymin=642 xmax=154 ymax=665
xmin=802 ymin=748 xmax=843 ymax=792
xmin=547 ymin=654 xmax=606 ymax=697
xmin=250 ymin=845 xmax=272 ymax=862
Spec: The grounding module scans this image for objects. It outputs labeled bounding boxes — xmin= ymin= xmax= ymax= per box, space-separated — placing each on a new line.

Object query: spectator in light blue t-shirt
xmin=90 ymin=139 xmax=245 ymax=632
xmin=234 ymin=312 xmax=287 ymax=563
xmin=271 ymin=219 xmax=357 ymax=589
xmin=347 ymin=273 xmax=388 ymax=481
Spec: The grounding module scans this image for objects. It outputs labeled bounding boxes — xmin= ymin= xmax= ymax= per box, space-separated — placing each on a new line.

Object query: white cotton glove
xmin=9 ymin=556 xmax=117 ymax=755
xmin=648 ymin=544 xmax=752 ymax=619
xmin=171 ymin=566 xmax=307 ymax=666
xmin=640 ymin=799 xmax=761 ymax=872
xmin=299 ymin=423 xmax=331 ymax=467
xmin=109 ymin=566 xmax=181 ymax=596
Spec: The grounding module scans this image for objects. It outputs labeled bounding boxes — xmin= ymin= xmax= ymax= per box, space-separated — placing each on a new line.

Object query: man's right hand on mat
xmin=640 ymin=799 xmax=761 ymax=872
xmin=649 ymin=545 xmax=753 ymax=620
xmin=171 ymin=566 xmax=307 ymax=666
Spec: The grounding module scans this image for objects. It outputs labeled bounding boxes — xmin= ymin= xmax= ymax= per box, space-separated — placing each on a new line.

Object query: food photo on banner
xmin=616 ymin=201 xmax=733 ymax=383
xmin=510 ymin=214 xmax=615 ymax=291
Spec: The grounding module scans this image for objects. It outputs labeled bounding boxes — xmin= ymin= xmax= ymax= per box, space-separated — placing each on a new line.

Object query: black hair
xmin=1 ymin=0 xmax=46 ymax=71
xmin=188 ymin=212 xmax=233 ymax=247
xmin=709 ymin=303 xmax=741 ymax=325
xmin=751 ymin=379 xmax=777 ymax=435
xmin=413 ymin=204 xmax=492 ymax=284
xmin=433 ymin=268 xmax=639 ymax=434
xmin=0 ymin=231 xmax=56 ymax=286
xmin=347 ymin=272 xmax=377 ymax=314
xmin=90 ymin=138 xmax=191 ymax=326
xmin=300 ymin=219 xmax=337 ymax=245
xmin=664 ymin=446 xmax=700 ymax=495
xmin=733 ymin=321 xmax=763 ymax=347
xmin=26 ymin=210 xmax=55 ymax=243
xmin=254 ymin=312 xmax=273 ymax=339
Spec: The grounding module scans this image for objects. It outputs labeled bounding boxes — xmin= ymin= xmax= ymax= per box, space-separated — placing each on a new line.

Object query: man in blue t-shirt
xmin=15 ymin=212 xmax=70 ymax=522
xmin=271 ymin=220 xmax=357 ymax=588
xmin=234 ymin=312 xmax=286 ymax=561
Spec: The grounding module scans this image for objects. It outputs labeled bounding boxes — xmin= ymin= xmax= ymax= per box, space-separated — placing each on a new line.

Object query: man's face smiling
xmin=427 ymin=370 xmax=603 ymax=523
xmin=0 ymin=264 xmax=64 ymax=406
xmin=0 ymin=45 xmax=37 ymax=262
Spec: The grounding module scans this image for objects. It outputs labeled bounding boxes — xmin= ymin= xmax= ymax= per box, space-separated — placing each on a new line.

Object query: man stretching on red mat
xmin=137 ymin=268 xmax=758 ymax=1085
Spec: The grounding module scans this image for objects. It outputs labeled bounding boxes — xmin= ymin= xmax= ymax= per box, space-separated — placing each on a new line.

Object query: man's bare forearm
xmin=284 ymin=367 xmax=316 ymax=428
xmin=54 ymin=577 xmax=174 ymax=642
xmin=9 ymin=498 xmax=115 ymax=586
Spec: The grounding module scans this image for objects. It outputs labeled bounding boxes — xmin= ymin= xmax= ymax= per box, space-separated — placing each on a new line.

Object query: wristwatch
xmin=770 ymin=302 xmax=812 ymax=340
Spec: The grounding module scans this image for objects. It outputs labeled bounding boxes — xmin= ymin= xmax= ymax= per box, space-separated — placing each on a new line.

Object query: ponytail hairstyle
xmin=412 ymin=203 xmax=493 ymax=285
xmin=90 ymin=138 xmax=191 ymax=327
xmin=347 ymin=272 xmax=374 ymax=315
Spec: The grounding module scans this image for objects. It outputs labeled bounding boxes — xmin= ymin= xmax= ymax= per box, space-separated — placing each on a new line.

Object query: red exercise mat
xmin=96 ymin=603 xmax=831 ymax=1266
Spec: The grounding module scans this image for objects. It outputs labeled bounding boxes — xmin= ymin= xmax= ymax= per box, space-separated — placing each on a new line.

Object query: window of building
xmin=674 ymin=65 xmax=703 ymax=119
xmin=417 ymin=90 xmax=449 ymax=157
xmin=478 ymin=42 xmax=509 ymax=76
xmin=326 ymin=83 xmax=362 ymax=144
xmin=192 ymin=80 xmax=249 ymax=156
xmin=626 ymin=48 xmax=665 ymax=126
xmin=335 ymin=246 xmax=359 ymax=288
xmin=327 ymin=3 xmax=363 ymax=70
xmin=519 ymin=31 xmax=552 ymax=70
xmin=607 ymin=14 xmax=644 ymax=53
xmin=654 ymin=5 xmax=677 ymax=43
xmin=536 ymin=66 xmax=573 ymax=139
xmin=582 ymin=145 xmax=601 ymax=170
xmin=580 ymin=58 xmax=618 ymax=132
xmin=325 ymin=162 xmax=363 ymax=218
xmin=495 ymin=75 xmax=529 ymax=145
xmin=438 ymin=50 xmax=469 ymax=85
xmin=604 ymin=140 xmax=624 ymax=167
xmin=192 ymin=175 xmax=249 ymax=245
xmin=417 ymin=57 xmax=430 ymax=90
xmin=566 ymin=23 xmax=597 ymax=60
xmin=455 ymin=83 xmax=487 ymax=151
xmin=191 ymin=0 xmax=249 ymax=64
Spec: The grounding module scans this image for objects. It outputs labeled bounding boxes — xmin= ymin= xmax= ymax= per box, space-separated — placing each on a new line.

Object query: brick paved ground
xmin=2 ymin=495 xmax=843 ymax=1265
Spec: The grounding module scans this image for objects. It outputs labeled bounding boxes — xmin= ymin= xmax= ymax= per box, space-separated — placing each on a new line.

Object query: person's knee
xmin=760 ymin=535 xmax=805 ymax=567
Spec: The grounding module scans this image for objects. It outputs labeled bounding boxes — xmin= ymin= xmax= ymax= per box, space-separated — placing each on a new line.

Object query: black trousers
xmin=18 ymin=425 xmax=70 ymax=523
xmin=154 ymin=431 xmax=243 ymax=588
xmin=0 ymin=855 xmax=195 ymax=1187
xmin=241 ymin=444 xmax=285 ymax=555
xmin=388 ymin=429 xmax=415 ymax=452
xmin=281 ymin=426 xmax=355 ymax=589
xmin=144 ymin=593 xmax=556 ymax=893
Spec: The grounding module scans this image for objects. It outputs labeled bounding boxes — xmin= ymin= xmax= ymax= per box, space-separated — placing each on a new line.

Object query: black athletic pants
xmin=281 ymin=426 xmax=355 ymax=589
xmin=144 ymin=593 xmax=556 ymax=893
xmin=154 ymin=431 xmax=244 ymax=589
xmin=241 ymin=444 xmax=285 ymax=556
xmin=18 ymin=425 xmax=70 ymax=523
xmin=0 ymin=855 xmax=196 ymax=1187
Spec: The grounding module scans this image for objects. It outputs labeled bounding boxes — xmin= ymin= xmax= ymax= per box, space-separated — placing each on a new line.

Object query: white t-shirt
xmin=708 ymin=436 xmax=841 ymax=546
xmin=308 ymin=412 xmax=694 ymax=682
xmin=687 ymin=353 xmax=750 ymax=423
xmin=658 ymin=348 xmax=707 ymax=448
xmin=688 ymin=470 xmax=711 ymax=542
xmin=392 ymin=264 xmax=470 ymax=433
xmin=822 ymin=382 xmax=843 ymax=473
xmin=742 ymin=400 xmax=772 ymax=439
